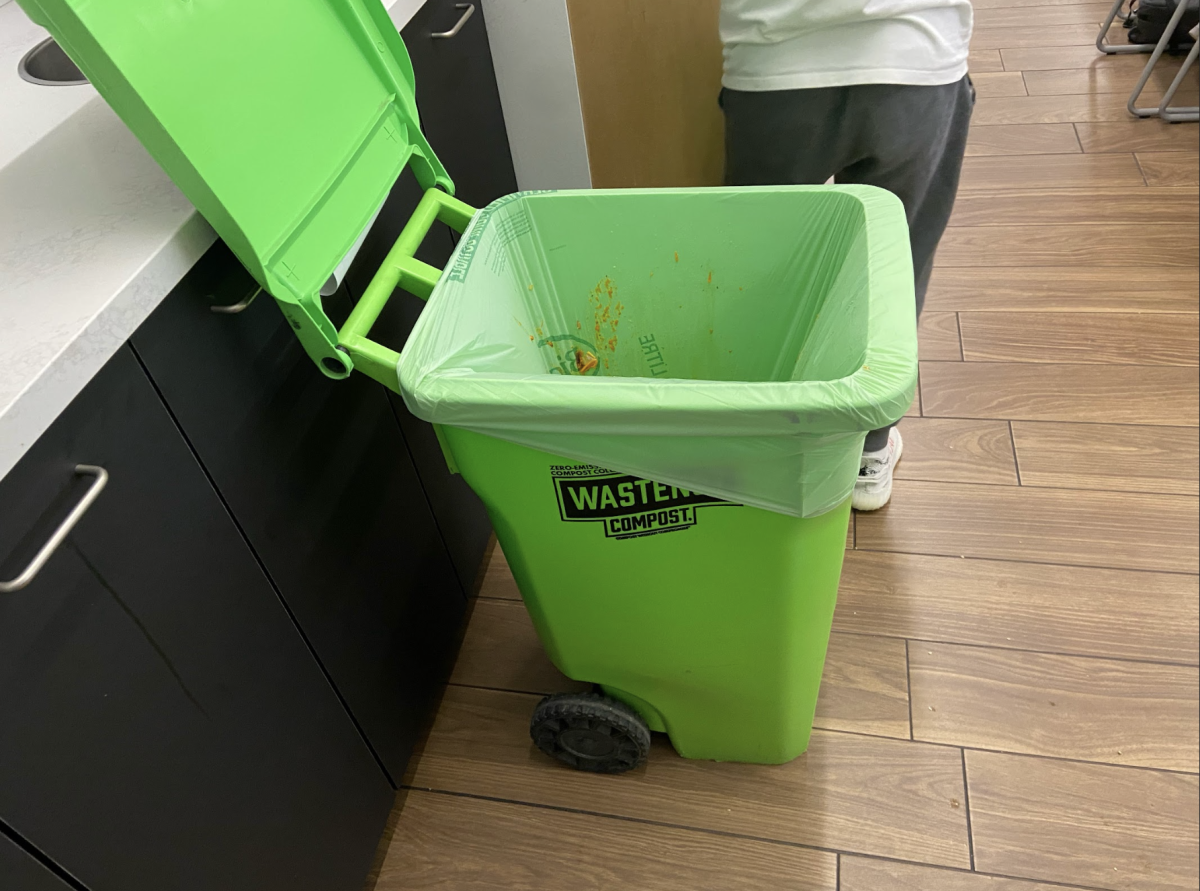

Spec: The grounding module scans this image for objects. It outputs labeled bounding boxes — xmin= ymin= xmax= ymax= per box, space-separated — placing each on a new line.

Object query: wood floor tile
xmin=970 ymin=49 xmax=1007 ymax=72
xmin=910 ymin=642 xmax=1199 ymax=771
xmin=409 ymin=686 xmax=973 ymax=866
xmin=1023 ymin=64 xmax=1185 ymax=96
xmin=958 ymin=152 xmax=1145 ymax=190
xmin=449 ymin=597 xmax=590 ymax=696
xmin=919 ymin=312 xmax=964 ymax=360
xmin=481 ymin=548 xmax=521 ymax=601
xmin=905 ymin=384 xmax=922 ymax=418
xmin=937 ymin=223 xmax=1196 ymax=267
xmin=456 ymin=589 xmax=911 ymax=739
xmin=919 ymin=361 xmax=1200 ymax=426
xmin=966 ymin=123 xmax=1081 ymax=156
xmin=925 ymin=267 xmax=1199 ymax=313
xmin=853 ymin=479 xmax=1199 ymax=572
xmin=835 ymin=550 xmax=1200 ymax=664
xmin=958 ymin=312 xmax=1200 ymax=365
xmin=1077 ymin=120 xmax=1200 ymax=153
xmin=841 ymin=856 xmax=1108 ymax=890
xmin=813 ymin=633 xmax=911 ymax=739
xmin=968 ymin=71 xmax=1030 ymax=98
xmin=971 ymin=23 xmax=1101 ymax=49
xmin=893 ymin=418 xmax=1019 ymax=485
xmin=1137 ymin=152 xmax=1200 ymax=187
xmin=377 ymin=791 xmax=838 ymax=891
xmin=972 ymin=90 xmax=1193 ymax=125
xmin=1012 ymin=421 xmax=1200 ymax=495
xmin=967 ymin=751 xmax=1200 ymax=891
xmin=950 ymin=188 xmax=1199 ymax=226
xmin=974 ymin=1 xmax=1115 ymax=26
xmin=1000 ymin=44 xmax=1170 ymax=71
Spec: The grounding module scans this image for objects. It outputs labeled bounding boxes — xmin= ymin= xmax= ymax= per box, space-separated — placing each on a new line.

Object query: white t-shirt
xmin=721 ymin=0 xmax=974 ymax=91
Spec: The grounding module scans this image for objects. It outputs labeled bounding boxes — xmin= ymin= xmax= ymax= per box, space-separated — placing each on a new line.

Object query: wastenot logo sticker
xmin=552 ymin=465 xmax=738 ymax=540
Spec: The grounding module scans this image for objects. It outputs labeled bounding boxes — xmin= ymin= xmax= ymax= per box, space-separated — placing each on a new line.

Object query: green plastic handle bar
xmin=336 ymin=188 xmax=477 ymax=391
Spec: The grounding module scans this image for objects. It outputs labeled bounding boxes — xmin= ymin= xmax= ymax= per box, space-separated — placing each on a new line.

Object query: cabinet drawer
xmin=133 ymin=243 xmax=467 ymax=784
xmin=0 ymin=347 xmax=389 ymax=891
xmin=406 ymin=0 xmax=519 ymax=208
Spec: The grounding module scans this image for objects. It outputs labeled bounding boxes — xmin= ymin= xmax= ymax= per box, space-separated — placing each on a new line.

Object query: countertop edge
xmin=0 ymin=0 xmax=425 ymax=484
xmin=0 ymin=215 xmax=217 ymax=483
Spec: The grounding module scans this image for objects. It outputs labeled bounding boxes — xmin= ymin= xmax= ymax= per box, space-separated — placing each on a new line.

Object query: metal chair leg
xmin=1128 ymin=0 xmax=1194 ymax=116
xmin=1098 ymin=0 xmax=1154 ymax=53
xmin=1159 ymin=39 xmax=1200 ymax=121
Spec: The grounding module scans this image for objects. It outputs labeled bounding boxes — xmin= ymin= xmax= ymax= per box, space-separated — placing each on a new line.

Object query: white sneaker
xmin=853 ymin=428 xmax=903 ymax=512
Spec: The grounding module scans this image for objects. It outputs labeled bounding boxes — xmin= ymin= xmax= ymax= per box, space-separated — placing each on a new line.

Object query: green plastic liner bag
xmin=399 ymin=185 xmax=917 ymax=518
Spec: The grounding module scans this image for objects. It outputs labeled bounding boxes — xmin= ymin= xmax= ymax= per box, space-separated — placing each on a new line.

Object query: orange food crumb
xmin=707 ymin=271 xmax=712 ymax=284
xmin=674 ymin=252 xmax=679 ymax=263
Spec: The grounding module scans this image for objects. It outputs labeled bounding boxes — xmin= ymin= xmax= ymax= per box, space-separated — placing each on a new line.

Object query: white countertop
xmin=0 ymin=0 xmax=427 ymax=482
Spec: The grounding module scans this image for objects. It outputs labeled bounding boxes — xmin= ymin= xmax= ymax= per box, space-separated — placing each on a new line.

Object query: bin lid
xmin=16 ymin=0 xmax=452 ymax=305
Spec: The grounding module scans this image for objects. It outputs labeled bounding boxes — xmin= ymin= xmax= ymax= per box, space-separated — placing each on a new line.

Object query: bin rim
xmin=399 ymin=184 xmax=917 ymax=437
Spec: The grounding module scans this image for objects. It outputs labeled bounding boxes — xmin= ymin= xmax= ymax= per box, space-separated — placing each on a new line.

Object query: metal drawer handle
xmin=210 ymin=285 xmax=262 ymax=314
xmin=432 ymin=3 xmax=475 ymax=38
xmin=0 ymin=465 xmax=108 ymax=593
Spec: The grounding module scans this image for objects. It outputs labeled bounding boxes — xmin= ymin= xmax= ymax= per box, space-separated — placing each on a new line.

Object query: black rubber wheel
xmin=529 ymin=692 xmax=651 ymax=774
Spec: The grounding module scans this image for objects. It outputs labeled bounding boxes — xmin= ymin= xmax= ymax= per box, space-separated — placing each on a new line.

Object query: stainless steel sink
xmin=18 ymin=36 xmax=88 ymax=86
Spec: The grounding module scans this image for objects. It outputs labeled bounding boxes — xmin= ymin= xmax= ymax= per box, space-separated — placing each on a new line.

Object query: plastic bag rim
xmin=399 ymin=183 xmax=916 ymax=426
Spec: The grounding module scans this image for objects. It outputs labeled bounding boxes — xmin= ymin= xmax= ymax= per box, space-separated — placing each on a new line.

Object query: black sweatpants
xmin=722 ymin=76 xmax=975 ymax=452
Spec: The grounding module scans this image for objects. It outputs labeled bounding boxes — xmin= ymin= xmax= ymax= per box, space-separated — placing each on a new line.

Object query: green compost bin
xmin=399 ymin=186 xmax=918 ymax=766
xmin=20 ymin=0 xmax=917 ymax=770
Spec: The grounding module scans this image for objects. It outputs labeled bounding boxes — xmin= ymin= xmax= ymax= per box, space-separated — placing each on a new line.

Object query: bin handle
xmin=338 ymin=188 xmax=477 ymax=391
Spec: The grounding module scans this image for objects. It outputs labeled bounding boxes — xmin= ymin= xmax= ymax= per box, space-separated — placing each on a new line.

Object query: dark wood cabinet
xmin=0 ymin=832 xmax=71 ymax=891
xmin=0 ymin=348 xmax=391 ymax=891
xmin=406 ymin=0 xmax=519 ymax=210
xmin=132 ymin=243 xmax=467 ymax=785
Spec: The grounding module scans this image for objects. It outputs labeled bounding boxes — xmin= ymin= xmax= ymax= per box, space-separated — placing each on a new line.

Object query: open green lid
xmin=17 ymin=0 xmax=452 ymax=372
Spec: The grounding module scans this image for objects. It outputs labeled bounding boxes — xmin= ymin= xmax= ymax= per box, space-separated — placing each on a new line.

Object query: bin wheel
xmin=530 ymin=692 xmax=651 ymax=774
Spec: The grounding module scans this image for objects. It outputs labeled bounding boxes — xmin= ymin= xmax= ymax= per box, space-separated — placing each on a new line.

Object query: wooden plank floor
xmin=370 ymin=16 xmax=1199 ymax=891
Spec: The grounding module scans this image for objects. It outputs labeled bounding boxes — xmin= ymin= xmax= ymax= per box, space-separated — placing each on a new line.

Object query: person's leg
xmin=862 ymin=427 xmax=892 ymax=452
xmin=722 ymin=85 xmax=855 ymax=188
xmin=839 ymin=76 xmax=975 ymax=506
xmin=839 ymin=76 xmax=974 ymax=312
